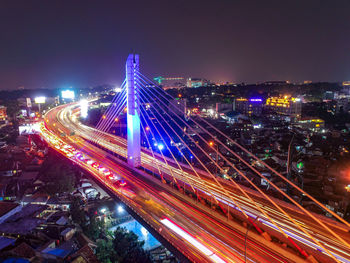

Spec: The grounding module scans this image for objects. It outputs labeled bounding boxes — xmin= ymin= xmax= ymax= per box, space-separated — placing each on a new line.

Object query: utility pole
xmin=286 ymin=132 xmax=295 ymax=197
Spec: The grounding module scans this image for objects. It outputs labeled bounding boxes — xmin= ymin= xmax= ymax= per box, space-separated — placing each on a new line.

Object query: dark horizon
xmin=0 ymin=0 xmax=349 ymax=90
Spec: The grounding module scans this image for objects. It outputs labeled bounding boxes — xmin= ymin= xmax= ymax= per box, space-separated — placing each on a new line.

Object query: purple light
xmin=249 ymin=98 xmax=262 ymax=102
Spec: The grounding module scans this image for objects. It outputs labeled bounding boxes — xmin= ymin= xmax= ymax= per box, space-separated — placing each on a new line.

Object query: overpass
xmin=39 ymin=54 xmax=350 ymax=263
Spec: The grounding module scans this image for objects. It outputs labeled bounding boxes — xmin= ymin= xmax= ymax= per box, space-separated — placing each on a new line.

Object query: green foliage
xmin=70 ymin=197 xmax=87 ymax=226
xmin=84 ymin=215 xmax=105 ymax=240
xmin=96 ymin=239 xmax=114 ymax=263
xmin=40 ymin=153 xmax=76 ymax=195
xmin=111 ymin=227 xmax=152 ymax=263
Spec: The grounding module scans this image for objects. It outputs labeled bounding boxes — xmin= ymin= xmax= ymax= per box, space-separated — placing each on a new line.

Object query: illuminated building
xmin=0 ymin=106 xmax=7 ymax=121
xmin=265 ymin=96 xmax=301 ymax=117
xmin=342 ymin=81 xmax=350 ymax=86
xmin=216 ymin=103 xmax=233 ymax=114
xmin=154 ymin=76 xmax=185 ymax=90
xmin=234 ymin=97 xmax=263 ymax=116
xmin=294 ymin=117 xmax=325 ymax=132
xmin=336 ymin=98 xmax=349 ymax=113
xmin=186 ymin=78 xmax=208 ymax=88
xmin=263 ymin=81 xmax=289 ymax=85
xmin=323 ymin=91 xmax=335 ymax=100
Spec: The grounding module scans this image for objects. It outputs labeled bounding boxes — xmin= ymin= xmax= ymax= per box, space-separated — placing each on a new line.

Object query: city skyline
xmin=0 ymin=0 xmax=350 ymax=90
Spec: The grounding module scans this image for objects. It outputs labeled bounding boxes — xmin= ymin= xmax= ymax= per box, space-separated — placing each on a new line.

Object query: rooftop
xmin=0 ymin=236 xmax=16 ymax=250
xmin=0 ymin=202 xmax=20 ymax=218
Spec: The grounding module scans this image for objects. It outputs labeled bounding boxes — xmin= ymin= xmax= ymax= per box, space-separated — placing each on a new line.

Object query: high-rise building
xmin=0 ymin=106 xmax=7 ymax=121
xmin=186 ymin=78 xmax=208 ymax=88
xmin=154 ymin=76 xmax=185 ymax=90
xmin=216 ymin=103 xmax=233 ymax=114
xmin=336 ymin=98 xmax=349 ymax=113
xmin=234 ymin=97 xmax=263 ymax=116
xmin=265 ymin=96 xmax=301 ymax=117
xmin=342 ymin=81 xmax=350 ymax=86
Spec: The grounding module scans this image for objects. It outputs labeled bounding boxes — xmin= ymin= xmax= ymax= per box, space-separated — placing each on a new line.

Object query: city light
xmin=115 ymin=87 xmax=122 ymax=92
xmin=249 ymin=98 xmax=262 ymax=102
xmin=160 ymin=218 xmax=226 ymax=262
xmin=80 ymin=99 xmax=88 ymax=118
xmin=117 ymin=205 xmax=124 ymax=213
xmin=102 ymin=115 xmax=106 ymax=119
xmin=34 ymin=96 xmax=46 ymax=104
xmin=346 ymin=185 xmax=350 ymax=192
xmin=61 ymin=89 xmax=75 ymax=99
xmin=158 ymin=144 xmax=164 ymax=150
xmin=141 ymin=226 xmax=148 ymax=236
xmin=115 ymin=117 xmax=119 ymax=122
xmin=209 ymin=141 xmax=214 ymax=147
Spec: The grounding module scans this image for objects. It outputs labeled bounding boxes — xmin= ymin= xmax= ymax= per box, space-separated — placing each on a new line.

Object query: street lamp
xmin=117 ymin=205 xmax=124 ymax=213
xmin=158 ymin=144 xmax=164 ymax=151
xmin=209 ymin=141 xmax=218 ymax=175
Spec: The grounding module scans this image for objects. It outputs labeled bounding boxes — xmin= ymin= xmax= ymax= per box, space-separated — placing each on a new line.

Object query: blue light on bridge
xmin=157 ymin=144 xmax=164 ymax=151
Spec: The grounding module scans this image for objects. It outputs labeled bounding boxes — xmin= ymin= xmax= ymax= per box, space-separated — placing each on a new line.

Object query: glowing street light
xmin=346 ymin=185 xmax=350 ymax=192
xmin=141 ymin=226 xmax=148 ymax=237
xmin=117 ymin=205 xmax=124 ymax=213
xmin=115 ymin=117 xmax=119 ymax=122
xmin=102 ymin=115 xmax=106 ymax=119
xmin=158 ymin=144 xmax=164 ymax=151
xmin=209 ymin=141 xmax=218 ymax=174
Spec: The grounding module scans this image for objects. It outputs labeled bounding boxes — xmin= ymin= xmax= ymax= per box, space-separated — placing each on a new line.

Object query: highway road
xmin=41 ymin=102 xmax=350 ymax=263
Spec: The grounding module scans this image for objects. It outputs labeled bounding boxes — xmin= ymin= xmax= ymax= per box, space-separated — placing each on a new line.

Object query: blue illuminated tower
xmin=126 ymin=54 xmax=141 ymax=167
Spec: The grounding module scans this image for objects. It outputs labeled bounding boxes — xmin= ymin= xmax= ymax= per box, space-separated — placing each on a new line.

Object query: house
xmin=41 ymin=239 xmax=78 ymax=261
xmin=60 ymin=227 xmax=75 ymax=241
xmin=0 ymin=202 xmax=22 ymax=224
xmin=0 ymin=236 xmax=16 ymax=251
xmin=0 ymin=204 xmax=47 ymax=236
xmin=71 ymin=244 xmax=99 ymax=263
xmin=4 ymin=242 xmax=36 ymax=260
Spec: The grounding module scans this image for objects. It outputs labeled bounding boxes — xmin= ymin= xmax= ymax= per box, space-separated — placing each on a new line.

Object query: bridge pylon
xmin=126 ymin=54 xmax=141 ymax=167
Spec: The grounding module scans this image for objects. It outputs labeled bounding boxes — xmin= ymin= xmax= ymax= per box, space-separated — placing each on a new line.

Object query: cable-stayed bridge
xmin=40 ymin=54 xmax=350 ymax=263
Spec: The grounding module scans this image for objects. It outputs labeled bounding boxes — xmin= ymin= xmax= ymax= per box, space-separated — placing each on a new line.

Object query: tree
xmin=111 ymin=227 xmax=152 ymax=263
xmin=84 ymin=215 xmax=105 ymax=240
xmin=40 ymin=154 xmax=76 ymax=195
xmin=70 ymin=196 xmax=87 ymax=226
xmin=96 ymin=239 xmax=114 ymax=263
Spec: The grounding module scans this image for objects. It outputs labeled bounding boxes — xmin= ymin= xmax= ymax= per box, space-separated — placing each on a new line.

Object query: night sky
xmin=0 ymin=0 xmax=349 ymax=90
